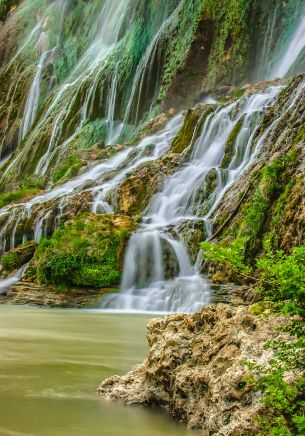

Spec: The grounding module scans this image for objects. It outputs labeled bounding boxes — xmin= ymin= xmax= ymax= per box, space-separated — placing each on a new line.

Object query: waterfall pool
xmin=0 ymin=305 xmax=194 ymax=436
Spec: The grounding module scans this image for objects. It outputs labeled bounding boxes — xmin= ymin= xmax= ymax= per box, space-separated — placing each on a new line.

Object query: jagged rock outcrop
xmin=98 ymin=304 xmax=289 ymax=435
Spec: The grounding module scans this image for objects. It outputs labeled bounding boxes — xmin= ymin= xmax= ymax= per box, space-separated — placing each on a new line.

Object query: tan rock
xmin=98 ymin=304 xmax=289 ymax=435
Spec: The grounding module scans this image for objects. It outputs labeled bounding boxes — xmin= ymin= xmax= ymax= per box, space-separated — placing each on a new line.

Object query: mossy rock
xmin=172 ymin=105 xmax=214 ymax=153
xmin=1 ymin=240 xmax=37 ymax=272
xmin=221 ymin=116 xmax=244 ymax=169
xmin=28 ymin=213 xmax=135 ymax=290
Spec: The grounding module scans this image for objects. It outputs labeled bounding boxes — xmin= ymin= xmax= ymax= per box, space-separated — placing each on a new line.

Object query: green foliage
xmin=202 ymin=239 xmax=305 ymax=435
xmin=245 ymin=326 xmax=305 ymax=435
xmin=256 ymin=245 xmax=305 ymax=316
xmin=201 ymin=237 xmax=251 ymax=282
xmin=1 ymin=251 xmax=20 ymax=271
xmin=32 ymin=214 xmax=133 ymax=289
xmin=52 ymin=156 xmax=84 ymax=184
xmin=0 ymin=188 xmax=41 ymax=208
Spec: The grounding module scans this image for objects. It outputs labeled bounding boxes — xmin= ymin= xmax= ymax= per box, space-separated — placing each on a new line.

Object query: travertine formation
xmin=98 ymin=304 xmax=289 ymax=435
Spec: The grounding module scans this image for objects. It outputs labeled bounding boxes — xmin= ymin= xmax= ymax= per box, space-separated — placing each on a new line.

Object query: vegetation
xmin=52 ymin=156 xmax=84 ymax=184
xmin=28 ymin=214 xmax=134 ymax=290
xmin=1 ymin=241 xmax=36 ymax=271
xmin=0 ymin=188 xmax=40 ymax=208
xmin=202 ymin=238 xmax=305 ymax=434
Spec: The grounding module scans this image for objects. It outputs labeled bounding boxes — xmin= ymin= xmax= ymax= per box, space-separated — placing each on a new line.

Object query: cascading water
xmin=2 ymin=1 xmax=305 ymax=313
xmin=0 ymin=115 xmax=183 ymax=251
xmin=101 ymin=86 xmax=282 ymax=312
xmin=19 ymin=0 xmax=69 ymax=142
xmin=271 ymin=9 xmax=305 ymax=79
xmin=0 ymin=0 xmax=185 ymax=182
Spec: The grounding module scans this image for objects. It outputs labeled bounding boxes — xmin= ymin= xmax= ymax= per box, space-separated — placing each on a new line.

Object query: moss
xmin=1 ymin=240 xmax=36 ymax=271
xmin=1 ymin=252 xmax=19 ymax=271
xmin=222 ymin=148 xmax=300 ymax=260
xmin=0 ymin=188 xmax=41 ymax=208
xmin=172 ymin=105 xmax=213 ymax=153
xmin=52 ymin=156 xmax=84 ymax=184
xmin=231 ymin=88 xmax=246 ymax=98
xmin=30 ymin=213 xmax=135 ymax=289
xmin=221 ymin=117 xmax=244 ymax=168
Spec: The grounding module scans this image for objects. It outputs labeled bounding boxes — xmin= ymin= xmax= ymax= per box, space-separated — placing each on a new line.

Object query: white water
xmin=101 ymin=86 xmax=282 ymax=312
xmin=271 ymin=7 xmax=305 ymax=78
xmin=19 ymin=0 xmax=69 ymax=142
xmin=0 ymin=267 xmax=25 ymax=295
xmin=2 ymin=2 xmax=305 ymax=313
xmin=0 ymin=115 xmax=183 ymax=251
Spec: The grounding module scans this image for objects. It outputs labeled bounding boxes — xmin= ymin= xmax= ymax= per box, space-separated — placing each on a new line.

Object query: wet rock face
xmin=108 ymin=153 xmax=182 ymax=216
xmin=98 ymin=304 xmax=288 ymax=435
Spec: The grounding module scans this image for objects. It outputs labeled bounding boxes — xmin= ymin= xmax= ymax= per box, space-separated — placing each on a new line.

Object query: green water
xmin=0 ymin=306 xmax=192 ymax=436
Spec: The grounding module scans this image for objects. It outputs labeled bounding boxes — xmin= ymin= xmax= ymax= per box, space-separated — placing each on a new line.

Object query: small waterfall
xmin=0 ymin=266 xmax=26 ymax=295
xmin=102 ymin=86 xmax=282 ymax=313
xmin=19 ymin=0 xmax=69 ymax=141
xmin=270 ymin=5 xmax=305 ymax=79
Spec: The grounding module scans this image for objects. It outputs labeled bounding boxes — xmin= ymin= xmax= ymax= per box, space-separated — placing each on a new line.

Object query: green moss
xmin=1 ymin=252 xmax=20 ymax=271
xmin=221 ymin=117 xmax=244 ymax=168
xmin=231 ymin=88 xmax=246 ymax=98
xmin=52 ymin=156 xmax=84 ymax=184
xmin=236 ymin=149 xmax=298 ymax=258
xmin=31 ymin=214 xmax=134 ymax=289
xmin=70 ymin=119 xmax=107 ymax=150
xmin=1 ymin=241 xmax=36 ymax=271
xmin=172 ymin=105 xmax=213 ymax=153
xmin=203 ymin=0 xmax=251 ymax=88
xmin=0 ymin=188 xmax=41 ymax=208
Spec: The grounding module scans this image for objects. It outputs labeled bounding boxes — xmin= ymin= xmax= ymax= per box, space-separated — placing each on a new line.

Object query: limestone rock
xmin=98 ymin=304 xmax=289 ymax=435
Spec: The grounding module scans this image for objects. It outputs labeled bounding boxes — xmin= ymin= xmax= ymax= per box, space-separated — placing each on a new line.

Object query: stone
xmin=98 ymin=304 xmax=289 ymax=435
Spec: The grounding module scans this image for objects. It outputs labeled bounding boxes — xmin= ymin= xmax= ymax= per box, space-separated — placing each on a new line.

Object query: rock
xmin=3 ymin=281 xmax=113 ymax=308
xmin=25 ymin=213 xmax=136 ymax=289
xmin=0 ymin=240 xmax=37 ymax=271
xmin=98 ymin=304 xmax=289 ymax=435
xmin=108 ymin=154 xmax=182 ymax=215
xmin=172 ymin=105 xmax=214 ymax=154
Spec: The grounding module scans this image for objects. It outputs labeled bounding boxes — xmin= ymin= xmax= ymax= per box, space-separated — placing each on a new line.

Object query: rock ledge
xmin=98 ymin=304 xmax=289 ymax=435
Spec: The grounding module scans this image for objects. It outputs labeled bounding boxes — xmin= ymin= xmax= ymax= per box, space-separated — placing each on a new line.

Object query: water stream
xmin=102 ymin=86 xmax=281 ymax=312
xmin=271 ymin=8 xmax=305 ymax=78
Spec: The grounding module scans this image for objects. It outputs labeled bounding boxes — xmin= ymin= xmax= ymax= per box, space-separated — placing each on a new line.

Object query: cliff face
xmin=98 ymin=304 xmax=289 ymax=434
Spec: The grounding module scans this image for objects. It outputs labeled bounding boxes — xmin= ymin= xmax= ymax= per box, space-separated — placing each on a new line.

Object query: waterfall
xmin=0 ymin=115 xmax=183 ymax=251
xmin=2 ymin=1 xmax=305 ymax=313
xmin=101 ymin=86 xmax=282 ymax=312
xmin=19 ymin=0 xmax=70 ymax=142
xmin=0 ymin=266 xmax=26 ymax=295
xmin=269 ymin=4 xmax=305 ymax=79
xmin=0 ymin=0 xmax=185 ymax=182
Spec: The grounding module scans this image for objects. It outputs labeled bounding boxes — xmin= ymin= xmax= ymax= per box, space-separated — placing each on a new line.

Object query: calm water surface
xmin=0 ymin=306 xmax=193 ymax=436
